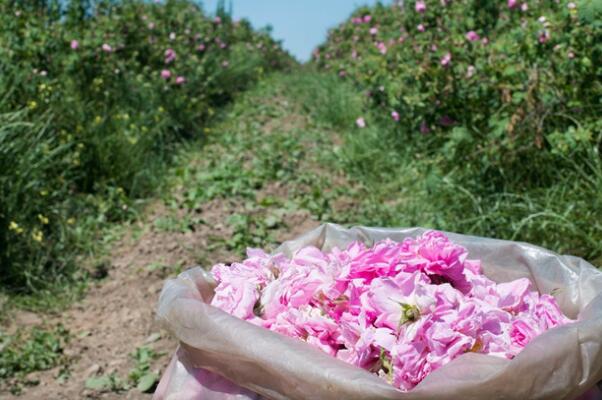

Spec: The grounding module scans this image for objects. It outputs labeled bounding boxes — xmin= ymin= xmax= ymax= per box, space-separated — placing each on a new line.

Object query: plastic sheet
xmin=154 ymin=224 xmax=602 ymax=400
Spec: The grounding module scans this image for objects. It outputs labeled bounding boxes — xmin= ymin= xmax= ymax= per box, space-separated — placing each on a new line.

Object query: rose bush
xmin=0 ymin=0 xmax=292 ymax=291
xmin=314 ymin=0 xmax=601 ymax=186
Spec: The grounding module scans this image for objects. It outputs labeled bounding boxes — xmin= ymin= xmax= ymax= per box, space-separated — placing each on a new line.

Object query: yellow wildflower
xmin=94 ymin=115 xmax=102 ymax=124
xmin=67 ymin=218 xmax=75 ymax=225
xmin=32 ymin=230 xmax=43 ymax=242
xmin=28 ymin=100 xmax=38 ymax=110
xmin=38 ymin=214 xmax=49 ymax=225
xmin=9 ymin=221 xmax=24 ymax=234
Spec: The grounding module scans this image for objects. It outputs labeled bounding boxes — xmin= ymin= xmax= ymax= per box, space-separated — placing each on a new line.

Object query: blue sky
xmin=202 ymin=0 xmax=392 ymax=62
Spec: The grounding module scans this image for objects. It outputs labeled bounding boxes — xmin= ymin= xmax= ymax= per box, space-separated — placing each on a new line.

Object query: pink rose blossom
xmin=164 ymin=48 xmax=176 ymax=64
xmin=160 ymin=69 xmax=171 ymax=79
xmin=440 ymin=52 xmax=452 ymax=67
xmin=70 ymin=40 xmax=79 ymax=50
xmin=376 ymin=42 xmax=387 ymax=54
xmin=363 ymin=15 xmax=372 ymax=23
xmin=369 ymin=27 xmax=378 ymax=35
xmin=101 ymin=43 xmax=112 ymax=52
xmin=415 ymin=0 xmax=427 ymax=13
xmin=417 ymin=24 xmax=426 ymax=32
xmin=356 ymin=117 xmax=366 ymax=128
xmin=391 ymin=111 xmax=400 ymax=121
xmin=510 ymin=319 xmax=538 ymax=347
xmin=175 ymin=76 xmax=186 ymax=85
xmin=508 ymin=0 xmax=518 ymax=8
xmin=197 ymin=43 xmax=206 ymax=52
xmin=521 ymin=3 xmax=528 ymax=11
xmin=465 ymin=31 xmax=480 ymax=42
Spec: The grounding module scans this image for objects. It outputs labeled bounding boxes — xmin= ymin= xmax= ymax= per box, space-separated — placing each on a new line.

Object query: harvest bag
xmin=154 ymin=224 xmax=602 ymax=400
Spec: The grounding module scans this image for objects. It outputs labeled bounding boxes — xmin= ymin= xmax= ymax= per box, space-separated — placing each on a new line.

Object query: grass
xmin=0 ymin=325 xmax=70 ymax=395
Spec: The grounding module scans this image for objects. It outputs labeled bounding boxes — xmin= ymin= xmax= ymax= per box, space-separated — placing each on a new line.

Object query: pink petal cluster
xmin=415 ymin=0 xmax=427 ymax=13
xmin=210 ymin=231 xmax=572 ymax=391
xmin=440 ymin=52 xmax=452 ymax=67
xmin=465 ymin=31 xmax=480 ymax=42
xmin=160 ymin=69 xmax=171 ymax=79
xmin=164 ymin=48 xmax=176 ymax=64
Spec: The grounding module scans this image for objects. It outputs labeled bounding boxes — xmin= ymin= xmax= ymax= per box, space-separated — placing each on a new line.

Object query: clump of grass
xmin=287 ymin=69 xmax=363 ymax=130
xmin=0 ymin=325 xmax=70 ymax=394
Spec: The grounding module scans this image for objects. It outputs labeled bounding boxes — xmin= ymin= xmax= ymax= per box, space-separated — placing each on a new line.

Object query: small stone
xmin=145 ymin=332 xmax=161 ymax=343
xmin=84 ymin=364 xmax=101 ymax=377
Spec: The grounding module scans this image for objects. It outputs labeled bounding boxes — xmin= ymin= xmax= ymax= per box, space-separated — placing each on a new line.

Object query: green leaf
xmin=85 ymin=376 xmax=112 ymax=391
xmin=136 ymin=372 xmax=158 ymax=393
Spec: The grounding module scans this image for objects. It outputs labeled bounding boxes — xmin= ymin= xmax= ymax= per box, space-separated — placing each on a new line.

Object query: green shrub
xmin=315 ymin=0 xmax=601 ymax=187
xmin=0 ymin=0 xmax=292 ymax=291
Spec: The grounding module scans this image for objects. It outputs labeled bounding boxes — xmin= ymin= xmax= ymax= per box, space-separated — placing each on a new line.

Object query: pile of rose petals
xmin=210 ymin=231 xmax=572 ymax=391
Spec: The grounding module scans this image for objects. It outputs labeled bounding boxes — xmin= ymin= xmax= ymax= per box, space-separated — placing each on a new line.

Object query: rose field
xmin=0 ymin=0 xmax=601 ymax=398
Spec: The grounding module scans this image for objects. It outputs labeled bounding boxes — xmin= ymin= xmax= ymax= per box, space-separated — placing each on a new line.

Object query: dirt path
xmin=0 ymin=74 xmax=356 ymax=399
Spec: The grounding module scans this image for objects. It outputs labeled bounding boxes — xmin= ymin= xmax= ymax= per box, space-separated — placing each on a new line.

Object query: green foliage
xmin=84 ymin=345 xmax=160 ymax=393
xmin=128 ymin=346 xmax=160 ymax=393
xmin=315 ymin=0 xmax=602 ymax=187
xmin=0 ymin=0 xmax=292 ymax=292
xmin=0 ymin=325 xmax=70 ymax=394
